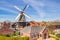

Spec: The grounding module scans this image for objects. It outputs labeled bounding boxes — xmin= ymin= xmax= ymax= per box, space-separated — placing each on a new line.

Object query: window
xmin=56 ymin=26 xmax=60 ymax=29
xmin=0 ymin=26 xmax=2 ymax=29
xmin=39 ymin=34 xmax=42 ymax=37
xmin=31 ymin=33 xmax=36 ymax=38
xmin=44 ymin=33 xmax=47 ymax=39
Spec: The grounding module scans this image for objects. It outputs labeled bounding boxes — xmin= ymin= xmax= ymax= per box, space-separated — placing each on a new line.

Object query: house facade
xmin=20 ymin=26 xmax=49 ymax=40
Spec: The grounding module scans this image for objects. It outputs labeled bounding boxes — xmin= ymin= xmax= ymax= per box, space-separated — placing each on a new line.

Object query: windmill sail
xmin=23 ymin=4 xmax=29 ymax=11
xmin=15 ymin=14 xmax=20 ymax=20
xmin=14 ymin=6 xmax=22 ymax=11
xmin=23 ymin=13 xmax=31 ymax=18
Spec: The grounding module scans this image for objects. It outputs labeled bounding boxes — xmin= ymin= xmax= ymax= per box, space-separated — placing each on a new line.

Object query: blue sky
xmin=0 ymin=0 xmax=60 ymax=22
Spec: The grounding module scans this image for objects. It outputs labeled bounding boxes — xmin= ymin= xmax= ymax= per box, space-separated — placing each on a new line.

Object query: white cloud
xmin=0 ymin=7 xmax=18 ymax=14
xmin=22 ymin=0 xmax=60 ymax=21
xmin=0 ymin=15 xmax=16 ymax=22
xmin=23 ymin=0 xmax=45 ymax=18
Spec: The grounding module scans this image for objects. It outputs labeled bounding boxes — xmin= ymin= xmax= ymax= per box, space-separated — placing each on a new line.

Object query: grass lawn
xmin=0 ymin=36 xmax=29 ymax=40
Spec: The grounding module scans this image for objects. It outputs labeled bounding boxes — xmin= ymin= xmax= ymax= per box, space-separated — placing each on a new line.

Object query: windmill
xmin=13 ymin=4 xmax=31 ymax=27
xmin=14 ymin=4 xmax=31 ymax=22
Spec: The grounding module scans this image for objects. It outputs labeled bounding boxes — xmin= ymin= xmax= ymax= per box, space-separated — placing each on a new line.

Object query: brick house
xmin=20 ymin=26 xmax=49 ymax=40
xmin=0 ymin=27 xmax=14 ymax=35
xmin=0 ymin=22 xmax=14 ymax=35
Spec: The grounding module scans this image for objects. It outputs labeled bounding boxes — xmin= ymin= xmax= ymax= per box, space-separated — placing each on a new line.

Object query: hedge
xmin=56 ymin=34 xmax=60 ymax=40
xmin=0 ymin=36 xmax=29 ymax=40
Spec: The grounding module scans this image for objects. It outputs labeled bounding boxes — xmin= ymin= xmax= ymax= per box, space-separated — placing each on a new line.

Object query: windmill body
xmin=19 ymin=12 xmax=26 ymax=22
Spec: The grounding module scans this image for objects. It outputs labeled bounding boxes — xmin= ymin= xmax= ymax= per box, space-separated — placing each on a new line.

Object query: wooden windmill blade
xmin=14 ymin=6 xmax=22 ymax=11
xmin=23 ymin=4 xmax=29 ymax=11
xmin=23 ymin=13 xmax=31 ymax=18
xmin=15 ymin=13 xmax=20 ymax=21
